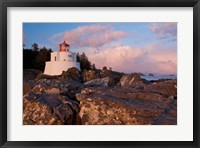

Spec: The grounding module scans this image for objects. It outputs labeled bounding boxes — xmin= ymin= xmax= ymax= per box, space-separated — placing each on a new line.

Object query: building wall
xmin=44 ymin=61 xmax=80 ymax=75
xmin=50 ymin=51 xmax=75 ymax=62
xmin=59 ymin=52 xmax=73 ymax=61
xmin=51 ymin=52 xmax=59 ymax=61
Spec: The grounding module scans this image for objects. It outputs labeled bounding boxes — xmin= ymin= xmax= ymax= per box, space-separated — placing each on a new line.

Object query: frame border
xmin=0 ymin=0 xmax=199 ymax=147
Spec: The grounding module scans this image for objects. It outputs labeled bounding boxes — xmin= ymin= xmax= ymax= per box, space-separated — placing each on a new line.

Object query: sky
xmin=23 ymin=22 xmax=177 ymax=75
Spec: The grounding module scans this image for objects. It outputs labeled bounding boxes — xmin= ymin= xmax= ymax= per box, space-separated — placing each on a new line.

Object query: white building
xmin=44 ymin=41 xmax=80 ymax=75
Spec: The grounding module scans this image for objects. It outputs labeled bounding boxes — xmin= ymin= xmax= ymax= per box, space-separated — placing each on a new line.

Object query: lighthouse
xmin=59 ymin=41 xmax=69 ymax=52
xmin=44 ymin=41 xmax=80 ymax=75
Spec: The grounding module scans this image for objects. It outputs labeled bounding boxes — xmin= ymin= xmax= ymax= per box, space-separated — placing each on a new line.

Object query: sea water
xmin=140 ymin=75 xmax=177 ymax=81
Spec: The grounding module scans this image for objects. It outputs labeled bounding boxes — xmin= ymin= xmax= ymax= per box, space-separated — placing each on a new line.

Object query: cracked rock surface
xmin=76 ymin=79 xmax=177 ymax=125
xmin=23 ymin=68 xmax=177 ymax=125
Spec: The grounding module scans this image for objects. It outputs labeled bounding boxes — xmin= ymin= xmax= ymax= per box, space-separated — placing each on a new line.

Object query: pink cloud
xmin=83 ymin=43 xmax=177 ymax=75
xmin=150 ymin=23 xmax=177 ymax=40
xmin=50 ymin=24 xmax=128 ymax=47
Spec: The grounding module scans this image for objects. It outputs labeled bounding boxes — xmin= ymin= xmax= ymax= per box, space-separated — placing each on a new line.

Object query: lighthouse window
xmin=54 ymin=57 xmax=56 ymax=61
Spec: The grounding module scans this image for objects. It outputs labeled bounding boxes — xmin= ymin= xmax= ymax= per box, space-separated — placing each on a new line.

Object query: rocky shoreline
xmin=23 ymin=68 xmax=177 ymax=125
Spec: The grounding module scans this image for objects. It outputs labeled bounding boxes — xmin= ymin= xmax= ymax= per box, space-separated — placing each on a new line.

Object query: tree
xmin=32 ymin=43 xmax=39 ymax=51
xmin=34 ymin=46 xmax=51 ymax=70
xmin=92 ymin=63 xmax=96 ymax=70
xmin=77 ymin=52 xmax=92 ymax=71
xmin=76 ymin=52 xmax=80 ymax=62
xmin=102 ymin=66 xmax=107 ymax=71
xmin=23 ymin=49 xmax=35 ymax=69
xmin=23 ymin=43 xmax=52 ymax=70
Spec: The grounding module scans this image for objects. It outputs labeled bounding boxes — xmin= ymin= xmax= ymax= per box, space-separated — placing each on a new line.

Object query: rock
xmin=99 ymin=69 xmax=124 ymax=84
xmin=34 ymin=67 xmax=83 ymax=101
xmin=36 ymin=67 xmax=81 ymax=82
xmin=81 ymin=69 xmax=123 ymax=84
xmin=82 ymin=70 xmax=99 ymax=82
xmin=23 ymin=93 xmax=79 ymax=125
xmin=23 ymin=69 xmax=84 ymax=125
xmin=149 ymin=73 xmax=154 ymax=76
xmin=84 ymin=77 xmax=115 ymax=87
xmin=61 ymin=67 xmax=81 ymax=82
xmin=23 ymin=82 xmax=32 ymax=95
xmin=120 ymin=73 xmax=143 ymax=87
xmin=99 ymin=69 xmax=110 ymax=77
xmin=23 ymin=69 xmax=42 ymax=82
xmin=34 ymin=78 xmax=83 ymax=100
xmin=76 ymin=86 xmax=177 ymax=125
xmin=31 ymin=84 xmax=62 ymax=95
xmin=23 ymin=80 xmax=38 ymax=96
xmin=137 ymin=72 xmax=146 ymax=76
xmin=23 ymin=68 xmax=177 ymax=125
xmin=36 ymin=73 xmax=60 ymax=80
xmin=143 ymin=79 xmax=177 ymax=97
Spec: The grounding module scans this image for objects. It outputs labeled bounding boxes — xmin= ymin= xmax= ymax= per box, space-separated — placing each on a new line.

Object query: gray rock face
xmin=23 ymin=68 xmax=83 ymax=125
xmin=23 ymin=68 xmax=177 ymax=125
xmin=82 ymin=70 xmax=99 ymax=82
xmin=34 ymin=79 xmax=83 ymax=99
xmin=84 ymin=77 xmax=115 ymax=87
xmin=23 ymin=93 xmax=79 ymax=125
xmin=99 ymin=69 xmax=124 ymax=84
xmin=61 ymin=67 xmax=82 ymax=82
xmin=76 ymin=82 xmax=177 ymax=125
xmin=23 ymin=82 xmax=32 ymax=95
xmin=144 ymin=79 xmax=177 ymax=97
xmin=81 ymin=69 xmax=123 ymax=85
xmin=36 ymin=67 xmax=82 ymax=82
xmin=120 ymin=73 xmax=144 ymax=86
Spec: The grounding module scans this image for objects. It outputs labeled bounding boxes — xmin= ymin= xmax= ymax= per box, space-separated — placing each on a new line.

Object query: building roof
xmin=59 ymin=41 xmax=70 ymax=47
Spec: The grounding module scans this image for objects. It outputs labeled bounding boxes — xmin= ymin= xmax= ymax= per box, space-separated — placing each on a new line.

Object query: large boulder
xmin=144 ymin=79 xmax=177 ymax=97
xmin=61 ymin=67 xmax=81 ymax=82
xmin=23 ymin=70 xmax=84 ymax=125
xmin=100 ymin=69 xmax=124 ymax=84
xmin=81 ymin=70 xmax=99 ymax=82
xmin=81 ymin=69 xmax=123 ymax=84
xmin=33 ymin=78 xmax=83 ymax=100
xmin=23 ymin=82 xmax=32 ymax=96
xmin=84 ymin=77 xmax=115 ymax=87
xmin=23 ymin=80 xmax=38 ymax=96
xmin=23 ymin=93 xmax=79 ymax=125
xmin=23 ymin=68 xmax=177 ymax=125
xmin=76 ymin=86 xmax=177 ymax=125
xmin=120 ymin=73 xmax=143 ymax=87
xmin=31 ymin=83 xmax=64 ymax=95
xmin=36 ymin=67 xmax=81 ymax=82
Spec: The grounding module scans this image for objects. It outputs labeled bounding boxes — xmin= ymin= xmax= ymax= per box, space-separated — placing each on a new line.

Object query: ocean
xmin=140 ymin=75 xmax=177 ymax=81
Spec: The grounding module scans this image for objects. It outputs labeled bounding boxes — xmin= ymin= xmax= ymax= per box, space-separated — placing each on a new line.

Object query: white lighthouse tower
xmin=44 ymin=41 xmax=80 ymax=75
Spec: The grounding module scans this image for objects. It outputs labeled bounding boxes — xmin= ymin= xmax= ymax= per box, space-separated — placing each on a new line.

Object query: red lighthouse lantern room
xmin=59 ymin=41 xmax=70 ymax=52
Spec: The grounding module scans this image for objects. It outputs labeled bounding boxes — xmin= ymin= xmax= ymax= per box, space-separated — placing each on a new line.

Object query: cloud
xmin=85 ymin=44 xmax=142 ymax=68
xmin=48 ymin=23 xmax=177 ymax=74
xmin=83 ymin=43 xmax=176 ymax=75
xmin=150 ymin=23 xmax=177 ymax=41
xmin=50 ymin=24 xmax=128 ymax=48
